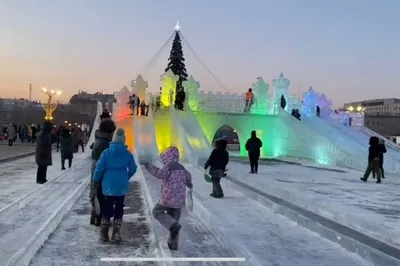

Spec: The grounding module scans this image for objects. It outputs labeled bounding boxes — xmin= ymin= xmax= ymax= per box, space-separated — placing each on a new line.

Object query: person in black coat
xmin=361 ymin=136 xmax=381 ymax=183
xmin=35 ymin=121 xmax=53 ymax=184
xmin=204 ymin=139 xmax=229 ymax=198
xmin=89 ymin=119 xmax=116 ymax=226
xmin=280 ymin=95 xmax=286 ymax=110
xmin=60 ymin=128 xmax=73 ymax=170
xmin=373 ymin=138 xmax=387 ymax=179
xmin=245 ymin=130 xmax=263 ymax=174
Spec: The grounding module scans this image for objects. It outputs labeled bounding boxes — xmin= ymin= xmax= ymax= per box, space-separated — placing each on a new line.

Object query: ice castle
xmin=114 ymin=72 xmax=400 ymax=175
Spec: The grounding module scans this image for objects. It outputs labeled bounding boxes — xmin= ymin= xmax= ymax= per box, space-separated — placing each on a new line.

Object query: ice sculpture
xmin=286 ymin=95 xmax=302 ymax=113
xmin=302 ymin=86 xmax=319 ymax=117
xmin=183 ymin=75 xmax=200 ymax=111
xmin=131 ymin=75 xmax=148 ymax=102
xmin=251 ymin=77 xmax=270 ymax=114
xmin=160 ymin=69 xmax=178 ymax=107
xmin=272 ymin=73 xmax=290 ymax=114
xmin=317 ymin=93 xmax=332 ymax=119
xmin=114 ymin=86 xmax=132 ymax=122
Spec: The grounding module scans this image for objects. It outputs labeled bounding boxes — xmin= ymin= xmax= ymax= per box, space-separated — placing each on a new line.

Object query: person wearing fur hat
xmin=89 ymin=119 xmax=116 ymax=226
xmin=93 ymin=128 xmax=137 ymax=242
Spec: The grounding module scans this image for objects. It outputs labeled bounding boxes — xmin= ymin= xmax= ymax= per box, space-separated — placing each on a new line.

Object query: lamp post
xmin=41 ymin=88 xmax=62 ymax=121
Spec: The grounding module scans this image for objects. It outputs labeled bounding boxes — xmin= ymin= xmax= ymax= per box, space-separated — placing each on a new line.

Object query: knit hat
xmin=112 ymin=128 xmax=126 ymax=144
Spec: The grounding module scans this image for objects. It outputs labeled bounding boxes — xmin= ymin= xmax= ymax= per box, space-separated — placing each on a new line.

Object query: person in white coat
xmin=6 ymin=123 xmax=16 ymax=146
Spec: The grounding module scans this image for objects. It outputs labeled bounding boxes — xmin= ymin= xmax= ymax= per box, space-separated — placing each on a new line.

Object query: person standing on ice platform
xmin=205 ymin=138 xmax=229 ymax=198
xmin=143 ymin=146 xmax=193 ymax=251
xmin=35 ymin=121 xmax=53 ymax=184
xmin=245 ymin=130 xmax=263 ymax=174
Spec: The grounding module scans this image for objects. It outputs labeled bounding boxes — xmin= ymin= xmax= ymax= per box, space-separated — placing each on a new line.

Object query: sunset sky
xmin=1 ymin=0 xmax=399 ymax=107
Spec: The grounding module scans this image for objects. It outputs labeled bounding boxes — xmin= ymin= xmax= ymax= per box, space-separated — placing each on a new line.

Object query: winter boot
xmin=111 ymin=219 xmax=122 ymax=242
xmin=90 ymin=213 xmax=96 ymax=225
xmin=360 ymin=177 xmax=367 ymax=182
xmin=94 ymin=215 xmax=102 ymax=227
xmin=168 ymin=222 xmax=181 ymax=250
xmin=100 ymin=218 xmax=111 ymax=242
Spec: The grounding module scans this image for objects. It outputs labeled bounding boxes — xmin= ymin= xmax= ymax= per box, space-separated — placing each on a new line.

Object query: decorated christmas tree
xmin=165 ymin=31 xmax=188 ymax=110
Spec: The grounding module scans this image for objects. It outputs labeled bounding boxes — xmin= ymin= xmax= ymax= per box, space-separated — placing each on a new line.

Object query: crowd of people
xmin=1 ymin=123 xmax=41 ymax=146
xmin=127 ymin=94 xmax=149 ymax=116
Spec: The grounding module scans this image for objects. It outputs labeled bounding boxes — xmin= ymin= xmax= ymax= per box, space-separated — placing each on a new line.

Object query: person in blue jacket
xmin=93 ymin=128 xmax=137 ymax=242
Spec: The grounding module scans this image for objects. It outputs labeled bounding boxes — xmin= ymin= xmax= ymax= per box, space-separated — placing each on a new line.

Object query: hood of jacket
xmin=99 ymin=119 xmax=116 ymax=133
xmin=42 ymin=121 xmax=53 ymax=134
xmin=108 ymin=142 xmax=128 ymax=155
xmin=214 ymin=138 xmax=227 ymax=150
xmin=160 ymin=146 xmax=179 ymax=165
xmin=95 ymin=129 xmax=113 ymax=140
xmin=250 ymin=130 xmax=257 ymax=138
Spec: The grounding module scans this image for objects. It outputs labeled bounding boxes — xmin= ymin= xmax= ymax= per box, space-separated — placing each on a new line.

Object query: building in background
xmin=69 ymin=91 xmax=116 ymax=118
xmin=343 ymin=98 xmax=400 ymax=142
xmin=343 ymin=98 xmax=400 ymax=116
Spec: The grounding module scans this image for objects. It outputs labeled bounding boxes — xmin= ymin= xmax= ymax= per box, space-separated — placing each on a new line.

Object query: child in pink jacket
xmin=145 ymin=146 xmax=193 ymax=250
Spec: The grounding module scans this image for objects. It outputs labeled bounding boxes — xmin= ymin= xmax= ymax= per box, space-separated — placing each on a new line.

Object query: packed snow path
xmin=180 ymin=165 xmax=371 ymax=266
xmin=227 ymin=159 xmax=400 ymax=250
xmin=142 ymin=168 xmax=236 ymax=265
xmin=0 ymin=152 xmax=87 ymax=210
xmin=0 ymin=144 xmax=36 ymax=162
xmin=0 ymin=156 xmax=91 ymax=266
xmin=30 ymin=181 xmax=156 ymax=266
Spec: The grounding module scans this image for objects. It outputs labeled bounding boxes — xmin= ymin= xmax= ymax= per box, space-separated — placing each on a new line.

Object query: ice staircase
xmin=171 ymin=107 xmax=213 ymax=166
xmin=133 ymin=111 xmax=159 ymax=164
xmin=278 ymin=109 xmax=366 ymax=171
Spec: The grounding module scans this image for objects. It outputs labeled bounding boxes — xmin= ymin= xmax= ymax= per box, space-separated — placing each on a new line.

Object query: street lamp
xmin=41 ymin=88 xmax=62 ymax=120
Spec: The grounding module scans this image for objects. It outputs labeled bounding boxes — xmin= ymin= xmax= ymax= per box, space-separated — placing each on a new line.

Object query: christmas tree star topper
xmin=174 ymin=21 xmax=181 ymax=31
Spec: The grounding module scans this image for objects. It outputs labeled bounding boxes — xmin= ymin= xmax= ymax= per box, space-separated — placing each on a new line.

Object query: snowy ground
xmin=142 ymin=168 xmax=235 ymax=265
xmin=143 ymin=164 xmax=371 ymax=266
xmin=0 ymin=151 xmax=88 ymax=210
xmin=0 ymin=144 xmax=35 ymax=161
xmin=227 ymin=160 xmax=400 ymax=249
xmin=30 ymin=181 xmax=157 ymax=266
xmin=0 ymin=154 xmax=91 ymax=266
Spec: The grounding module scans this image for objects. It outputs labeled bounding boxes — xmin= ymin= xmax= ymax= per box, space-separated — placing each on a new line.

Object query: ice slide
xmin=278 ymin=109 xmax=367 ymax=171
xmin=133 ymin=110 xmax=159 ymax=164
xmin=170 ymin=106 xmax=213 ymax=166
xmin=302 ymin=116 xmax=367 ymax=158
xmin=325 ymin=118 xmax=400 ymax=174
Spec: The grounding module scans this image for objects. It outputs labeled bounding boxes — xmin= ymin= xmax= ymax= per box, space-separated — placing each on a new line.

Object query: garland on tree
xmin=165 ymin=31 xmax=188 ymax=110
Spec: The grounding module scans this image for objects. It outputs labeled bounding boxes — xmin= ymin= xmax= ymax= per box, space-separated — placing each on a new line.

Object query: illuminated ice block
xmin=184 ymin=75 xmax=200 ymax=111
xmin=301 ymin=86 xmax=319 ymax=117
xmin=160 ymin=70 xmax=178 ymax=107
xmin=317 ymin=93 xmax=332 ymax=119
xmin=114 ymin=86 xmax=133 ymax=122
xmin=131 ymin=75 xmax=148 ymax=103
xmin=272 ymin=73 xmax=290 ymax=114
xmin=251 ymin=77 xmax=270 ymax=115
